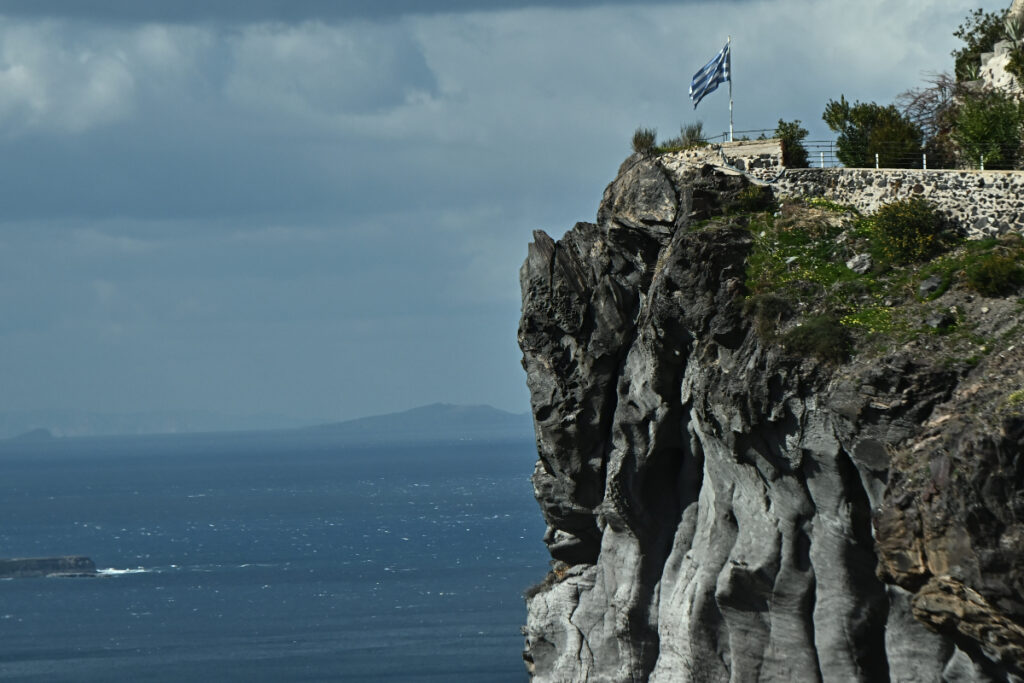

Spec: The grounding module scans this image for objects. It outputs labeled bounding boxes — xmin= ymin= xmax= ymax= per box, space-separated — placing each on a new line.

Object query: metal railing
xmin=800 ymin=142 xmax=998 ymax=171
xmin=702 ymin=129 xmax=1006 ymax=170
xmin=804 ymin=141 xmax=841 ymax=168
xmin=705 ymin=128 xmax=776 ymax=142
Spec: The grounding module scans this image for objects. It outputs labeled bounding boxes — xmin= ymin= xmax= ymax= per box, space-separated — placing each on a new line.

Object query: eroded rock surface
xmin=519 ymin=154 xmax=1024 ymax=681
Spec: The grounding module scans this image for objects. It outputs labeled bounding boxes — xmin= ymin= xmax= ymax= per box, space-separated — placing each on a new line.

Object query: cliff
xmin=518 ymin=155 xmax=1024 ymax=681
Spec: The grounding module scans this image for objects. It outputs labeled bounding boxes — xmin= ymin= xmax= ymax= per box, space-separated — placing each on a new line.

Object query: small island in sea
xmin=0 ymin=556 xmax=97 ymax=579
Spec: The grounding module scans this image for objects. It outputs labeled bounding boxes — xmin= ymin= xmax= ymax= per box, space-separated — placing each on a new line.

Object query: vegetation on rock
xmin=780 ymin=314 xmax=852 ymax=362
xmin=631 ymin=127 xmax=658 ymax=156
xmin=631 ymin=123 xmax=711 ymax=156
xmin=868 ymin=198 xmax=948 ymax=265
xmin=737 ymin=194 xmax=1024 ymax=364
xmin=657 ymin=122 xmax=708 ymax=153
xmin=963 ymin=239 xmax=1024 ymax=295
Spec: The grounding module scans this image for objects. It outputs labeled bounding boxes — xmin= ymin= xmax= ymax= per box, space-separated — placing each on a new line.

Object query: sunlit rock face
xmin=518 ymin=154 xmax=1024 ymax=682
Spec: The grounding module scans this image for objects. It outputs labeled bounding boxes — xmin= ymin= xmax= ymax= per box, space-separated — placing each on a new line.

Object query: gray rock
xmin=597 ymin=155 xmax=678 ymax=231
xmin=919 ymin=275 xmax=944 ymax=298
xmin=924 ymin=310 xmax=956 ymax=330
xmin=846 ymin=253 xmax=873 ymax=274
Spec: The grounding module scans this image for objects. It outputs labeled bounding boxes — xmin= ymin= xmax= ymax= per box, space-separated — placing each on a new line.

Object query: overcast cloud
xmin=0 ymin=0 xmax=1007 ymax=427
xmin=0 ymin=0 xmax=690 ymax=24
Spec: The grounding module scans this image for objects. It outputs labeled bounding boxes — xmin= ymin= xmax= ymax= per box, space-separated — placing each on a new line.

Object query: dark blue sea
xmin=0 ymin=432 xmax=547 ymax=681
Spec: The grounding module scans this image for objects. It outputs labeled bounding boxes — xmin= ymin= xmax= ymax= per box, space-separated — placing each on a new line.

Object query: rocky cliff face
xmin=518 ymin=155 xmax=1024 ymax=681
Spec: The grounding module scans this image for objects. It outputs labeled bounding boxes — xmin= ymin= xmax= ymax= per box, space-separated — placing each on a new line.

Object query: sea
xmin=0 ymin=431 xmax=548 ymax=681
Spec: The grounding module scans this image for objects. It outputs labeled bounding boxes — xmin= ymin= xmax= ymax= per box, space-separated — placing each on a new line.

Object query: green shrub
xmin=806 ymin=197 xmax=852 ymax=213
xmin=952 ymin=89 xmax=1024 ymax=169
xmin=744 ymin=294 xmax=793 ymax=338
xmin=775 ymin=119 xmax=809 ymax=167
xmin=678 ymin=122 xmax=706 ymax=147
xmin=965 ymin=253 xmax=1024 ymax=295
xmin=728 ymin=184 xmax=775 ymax=214
xmin=870 ymin=198 xmax=945 ymax=264
xmin=1007 ymin=46 xmax=1024 ymax=85
xmin=1006 ymin=13 xmax=1024 ymax=41
xmin=1008 ymin=389 xmax=1024 ymax=410
xmin=781 ymin=315 xmax=852 ymax=363
xmin=632 ymin=127 xmax=657 ymax=156
xmin=823 ymin=96 xmax=924 ymax=168
xmin=660 ymin=122 xmax=708 ymax=152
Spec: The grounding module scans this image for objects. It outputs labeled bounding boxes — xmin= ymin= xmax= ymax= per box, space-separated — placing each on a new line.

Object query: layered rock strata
xmin=519 ymin=155 xmax=1024 ymax=681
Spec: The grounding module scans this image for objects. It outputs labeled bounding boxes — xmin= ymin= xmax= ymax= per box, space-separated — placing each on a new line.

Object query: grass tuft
xmin=781 ymin=315 xmax=852 ymax=363
xmin=632 ymin=127 xmax=657 ymax=156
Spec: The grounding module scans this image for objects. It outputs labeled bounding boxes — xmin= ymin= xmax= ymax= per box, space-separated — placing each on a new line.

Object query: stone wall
xmin=661 ymin=138 xmax=1024 ymax=237
xmin=772 ymin=167 xmax=1024 ymax=237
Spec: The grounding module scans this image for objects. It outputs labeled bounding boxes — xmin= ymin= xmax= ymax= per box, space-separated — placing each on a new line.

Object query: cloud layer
xmin=0 ymin=0 xmax=1007 ymax=422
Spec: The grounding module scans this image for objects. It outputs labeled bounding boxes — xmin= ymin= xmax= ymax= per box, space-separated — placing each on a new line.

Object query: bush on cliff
xmin=727 ymin=184 xmax=776 ymax=214
xmin=743 ymin=293 xmax=793 ymax=338
xmin=869 ymin=198 xmax=946 ymax=265
xmin=774 ymin=119 xmax=809 ymax=168
xmin=632 ymin=127 xmax=657 ymax=156
xmin=659 ymin=122 xmax=708 ymax=152
xmin=965 ymin=251 xmax=1024 ymax=296
xmin=781 ymin=315 xmax=852 ymax=363
xmin=823 ymin=96 xmax=924 ymax=168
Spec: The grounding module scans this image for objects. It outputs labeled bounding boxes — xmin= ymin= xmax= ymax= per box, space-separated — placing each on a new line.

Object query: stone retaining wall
xmin=662 ymin=140 xmax=1024 ymax=238
xmin=772 ymin=168 xmax=1024 ymax=238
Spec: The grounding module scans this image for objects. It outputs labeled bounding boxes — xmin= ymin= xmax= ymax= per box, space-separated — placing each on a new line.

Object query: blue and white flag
xmin=689 ymin=42 xmax=730 ymax=109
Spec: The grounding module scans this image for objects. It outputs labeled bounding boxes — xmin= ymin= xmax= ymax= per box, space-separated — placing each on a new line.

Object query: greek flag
xmin=689 ymin=42 xmax=730 ymax=109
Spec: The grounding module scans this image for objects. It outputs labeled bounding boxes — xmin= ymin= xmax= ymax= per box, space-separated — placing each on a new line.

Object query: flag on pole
xmin=689 ymin=41 xmax=731 ymax=109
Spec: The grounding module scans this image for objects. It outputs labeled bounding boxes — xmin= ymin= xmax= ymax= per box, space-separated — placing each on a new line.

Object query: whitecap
xmin=97 ymin=567 xmax=150 ymax=576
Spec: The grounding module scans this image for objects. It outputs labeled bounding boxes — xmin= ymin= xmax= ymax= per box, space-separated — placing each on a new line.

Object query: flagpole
xmin=728 ymin=35 xmax=733 ymax=143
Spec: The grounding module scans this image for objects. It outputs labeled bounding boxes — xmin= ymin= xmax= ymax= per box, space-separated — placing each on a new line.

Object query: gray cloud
xmin=0 ymin=0 xmax=700 ymax=24
xmin=0 ymin=0 xmax=1009 ymax=424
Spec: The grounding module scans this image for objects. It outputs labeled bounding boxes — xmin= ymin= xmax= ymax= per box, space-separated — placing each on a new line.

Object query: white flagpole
xmin=728 ymin=35 xmax=734 ymax=143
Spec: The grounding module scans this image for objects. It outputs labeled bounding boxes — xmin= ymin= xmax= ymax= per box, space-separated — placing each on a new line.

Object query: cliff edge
xmin=519 ymin=155 xmax=1024 ymax=681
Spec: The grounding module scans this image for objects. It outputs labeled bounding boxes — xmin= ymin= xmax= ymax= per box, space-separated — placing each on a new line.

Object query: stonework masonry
xmin=773 ymin=168 xmax=1024 ymax=238
xmin=662 ymin=140 xmax=1024 ymax=238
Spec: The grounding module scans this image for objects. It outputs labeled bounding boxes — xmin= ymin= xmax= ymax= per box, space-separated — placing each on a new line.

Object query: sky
xmin=0 ymin=0 xmax=1008 ymax=427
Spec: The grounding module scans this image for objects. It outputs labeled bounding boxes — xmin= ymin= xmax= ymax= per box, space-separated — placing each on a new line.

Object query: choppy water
xmin=0 ymin=432 xmax=546 ymax=681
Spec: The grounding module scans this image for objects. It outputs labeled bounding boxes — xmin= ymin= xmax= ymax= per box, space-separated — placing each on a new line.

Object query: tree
xmin=952 ymin=8 xmax=1007 ymax=82
xmin=774 ymin=119 xmax=809 ymax=167
xmin=896 ymin=72 xmax=963 ymax=168
xmin=823 ymin=96 xmax=924 ymax=168
xmin=952 ymin=89 xmax=1024 ymax=169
